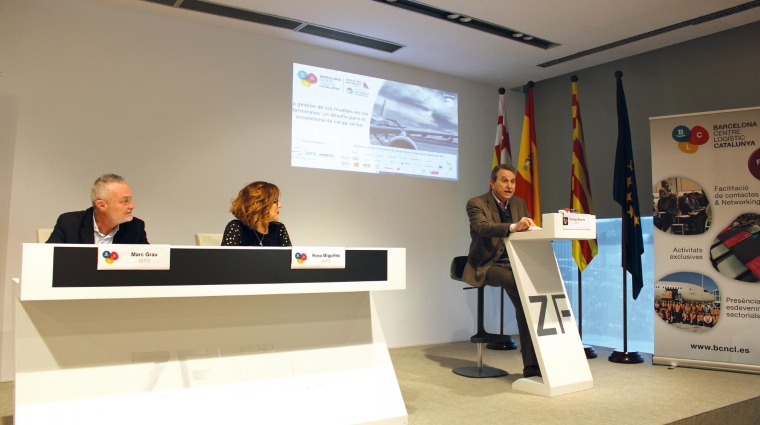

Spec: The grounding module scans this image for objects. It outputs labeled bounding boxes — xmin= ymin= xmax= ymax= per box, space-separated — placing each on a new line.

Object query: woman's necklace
xmin=253 ymin=229 xmax=265 ymax=246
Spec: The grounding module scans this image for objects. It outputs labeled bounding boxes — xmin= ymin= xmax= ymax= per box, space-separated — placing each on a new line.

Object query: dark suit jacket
xmin=46 ymin=207 xmax=149 ymax=244
xmin=463 ymin=192 xmax=529 ymax=288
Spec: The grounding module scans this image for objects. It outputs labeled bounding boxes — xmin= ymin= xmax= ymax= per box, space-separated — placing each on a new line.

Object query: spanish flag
xmin=515 ymin=82 xmax=540 ymax=226
xmin=492 ymin=88 xmax=512 ymax=168
xmin=570 ymin=76 xmax=598 ymax=272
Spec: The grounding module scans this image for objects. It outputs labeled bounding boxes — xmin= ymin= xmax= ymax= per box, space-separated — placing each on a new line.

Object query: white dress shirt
xmin=93 ymin=215 xmax=119 ymax=244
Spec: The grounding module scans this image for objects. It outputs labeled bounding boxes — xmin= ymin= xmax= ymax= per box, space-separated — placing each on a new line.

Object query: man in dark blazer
xmin=46 ymin=174 xmax=149 ymax=244
xmin=463 ymin=164 xmax=539 ymax=377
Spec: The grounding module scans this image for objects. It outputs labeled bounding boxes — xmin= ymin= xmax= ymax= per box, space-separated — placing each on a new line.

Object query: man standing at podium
xmin=46 ymin=174 xmax=149 ymax=244
xmin=463 ymin=164 xmax=539 ymax=377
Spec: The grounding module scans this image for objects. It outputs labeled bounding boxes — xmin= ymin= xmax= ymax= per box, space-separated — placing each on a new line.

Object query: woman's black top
xmin=221 ymin=220 xmax=292 ymax=247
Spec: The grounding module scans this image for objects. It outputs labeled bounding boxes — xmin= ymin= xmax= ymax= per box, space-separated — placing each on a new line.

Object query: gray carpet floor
xmin=389 ymin=341 xmax=760 ymax=425
xmin=2 ymin=341 xmax=759 ymax=424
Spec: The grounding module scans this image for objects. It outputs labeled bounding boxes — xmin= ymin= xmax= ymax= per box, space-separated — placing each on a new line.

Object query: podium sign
xmin=97 ymin=245 xmax=170 ymax=270
xmin=506 ymin=213 xmax=596 ymax=397
xmin=291 ymin=246 xmax=346 ymax=269
xmin=561 ymin=213 xmax=592 ymax=230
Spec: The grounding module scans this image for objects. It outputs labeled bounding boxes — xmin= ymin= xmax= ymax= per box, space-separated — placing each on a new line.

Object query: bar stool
xmin=450 ymin=256 xmax=509 ymax=378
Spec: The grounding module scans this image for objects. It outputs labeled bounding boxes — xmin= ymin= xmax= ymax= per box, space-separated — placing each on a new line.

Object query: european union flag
xmin=612 ymin=71 xmax=644 ymax=300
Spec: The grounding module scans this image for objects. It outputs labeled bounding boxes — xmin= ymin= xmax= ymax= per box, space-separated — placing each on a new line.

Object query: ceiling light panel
xmin=140 ymin=0 xmax=406 ymax=53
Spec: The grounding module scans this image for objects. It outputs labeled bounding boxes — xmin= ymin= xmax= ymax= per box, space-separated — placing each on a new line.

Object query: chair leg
xmin=452 ymin=289 xmax=509 ymax=379
xmin=477 ymin=286 xmax=485 ymax=334
xmin=477 ymin=343 xmax=483 ymax=371
xmin=453 ymin=343 xmax=509 ymax=378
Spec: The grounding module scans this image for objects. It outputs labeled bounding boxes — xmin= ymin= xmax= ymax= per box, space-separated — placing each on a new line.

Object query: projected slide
xmin=292 ymin=63 xmax=458 ymax=180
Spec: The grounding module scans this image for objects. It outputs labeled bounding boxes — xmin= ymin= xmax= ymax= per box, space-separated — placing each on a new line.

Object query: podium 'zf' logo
xmin=529 ymin=294 xmax=572 ymax=336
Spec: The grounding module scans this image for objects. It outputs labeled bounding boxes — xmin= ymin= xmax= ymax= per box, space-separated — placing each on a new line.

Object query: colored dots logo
xmin=294 ymin=252 xmax=307 ymax=264
xmin=672 ymin=125 xmax=709 ymax=154
xmin=102 ymin=250 xmax=119 ymax=264
xmin=297 ymin=70 xmax=318 ymax=87
xmin=346 ymin=87 xmax=353 ymax=94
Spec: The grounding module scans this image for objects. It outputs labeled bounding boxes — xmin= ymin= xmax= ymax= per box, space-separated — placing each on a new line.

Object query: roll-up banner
xmin=651 ymin=106 xmax=760 ymax=373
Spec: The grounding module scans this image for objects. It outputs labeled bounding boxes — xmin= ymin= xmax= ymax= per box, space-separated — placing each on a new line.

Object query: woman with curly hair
xmin=222 ymin=181 xmax=292 ymax=247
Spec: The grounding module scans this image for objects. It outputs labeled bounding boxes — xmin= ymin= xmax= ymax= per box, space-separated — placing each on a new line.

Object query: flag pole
xmin=578 ymin=267 xmax=597 ymax=358
xmin=569 ymin=75 xmax=596 ymax=359
xmin=488 ymin=87 xmax=517 ymax=352
xmin=609 ymin=70 xmax=644 ymax=364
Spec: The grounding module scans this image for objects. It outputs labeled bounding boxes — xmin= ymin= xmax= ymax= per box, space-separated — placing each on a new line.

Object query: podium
xmin=506 ymin=213 xmax=596 ymax=397
xmin=14 ymin=244 xmax=407 ymax=425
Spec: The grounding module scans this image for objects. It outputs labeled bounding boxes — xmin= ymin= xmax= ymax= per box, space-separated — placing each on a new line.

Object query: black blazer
xmin=221 ymin=220 xmax=291 ymax=247
xmin=46 ymin=207 xmax=149 ymax=244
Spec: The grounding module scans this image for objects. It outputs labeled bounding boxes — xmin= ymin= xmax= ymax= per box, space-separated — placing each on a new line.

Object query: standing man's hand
xmin=514 ymin=217 xmax=535 ymax=232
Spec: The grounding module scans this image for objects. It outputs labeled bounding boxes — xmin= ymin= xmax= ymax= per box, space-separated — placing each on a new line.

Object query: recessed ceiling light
xmin=523 ymin=36 xmax=534 ymax=41
xmin=447 ymin=14 xmax=460 ymax=19
xmin=459 ymin=17 xmax=472 ymax=23
xmin=512 ymin=33 xmax=523 ymax=38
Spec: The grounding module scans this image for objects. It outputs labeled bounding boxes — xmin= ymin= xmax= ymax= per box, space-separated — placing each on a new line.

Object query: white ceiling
xmin=106 ymin=0 xmax=760 ymax=87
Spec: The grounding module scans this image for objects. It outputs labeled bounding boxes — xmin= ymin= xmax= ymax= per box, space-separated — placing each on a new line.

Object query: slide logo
xmin=294 ymin=252 xmax=308 ymax=264
xmin=672 ymin=125 xmax=708 ymax=154
xmin=102 ymin=250 xmax=119 ymax=264
xmin=297 ymin=70 xmax=318 ymax=87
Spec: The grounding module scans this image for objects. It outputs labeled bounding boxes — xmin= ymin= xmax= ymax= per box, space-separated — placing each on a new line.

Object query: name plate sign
xmin=97 ymin=245 xmax=171 ymax=270
xmin=291 ymin=246 xmax=346 ymax=269
xmin=562 ymin=213 xmax=592 ymax=230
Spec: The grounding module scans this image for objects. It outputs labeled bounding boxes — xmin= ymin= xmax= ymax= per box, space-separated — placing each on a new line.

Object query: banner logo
xmin=297 ymin=70 xmax=318 ymax=87
xmin=102 ymin=250 xmax=119 ymax=264
xmin=672 ymin=125 xmax=708 ymax=154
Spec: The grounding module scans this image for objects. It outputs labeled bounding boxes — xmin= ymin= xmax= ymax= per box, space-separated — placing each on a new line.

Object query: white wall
xmin=0 ymin=0 xmax=516 ymax=380
xmin=0 ymin=97 xmax=19 ymax=382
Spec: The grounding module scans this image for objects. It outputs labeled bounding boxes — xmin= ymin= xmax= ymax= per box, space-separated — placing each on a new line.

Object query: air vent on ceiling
xmin=296 ymin=24 xmax=404 ymax=53
xmin=179 ymin=0 xmax=302 ymax=29
xmin=537 ymin=0 xmax=760 ymax=68
xmin=141 ymin=0 xmax=406 ymax=52
xmin=368 ymin=0 xmax=559 ymax=49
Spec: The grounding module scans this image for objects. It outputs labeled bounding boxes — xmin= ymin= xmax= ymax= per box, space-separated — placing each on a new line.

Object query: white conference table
xmin=14 ymin=244 xmax=407 ymax=425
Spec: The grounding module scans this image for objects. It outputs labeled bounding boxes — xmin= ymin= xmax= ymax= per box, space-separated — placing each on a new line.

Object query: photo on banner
xmin=654 ymin=272 xmax=720 ymax=334
xmin=652 ymin=177 xmax=711 ymax=236
xmin=710 ymin=212 xmax=760 ymax=283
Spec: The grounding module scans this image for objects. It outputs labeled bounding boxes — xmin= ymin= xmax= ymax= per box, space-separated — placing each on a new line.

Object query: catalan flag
xmin=492 ymin=88 xmax=512 ymax=168
xmin=612 ymin=71 xmax=644 ymax=300
xmin=570 ymin=77 xmax=598 ymax=272
xmin=515 ymin=81 xmax=541 ymax=226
